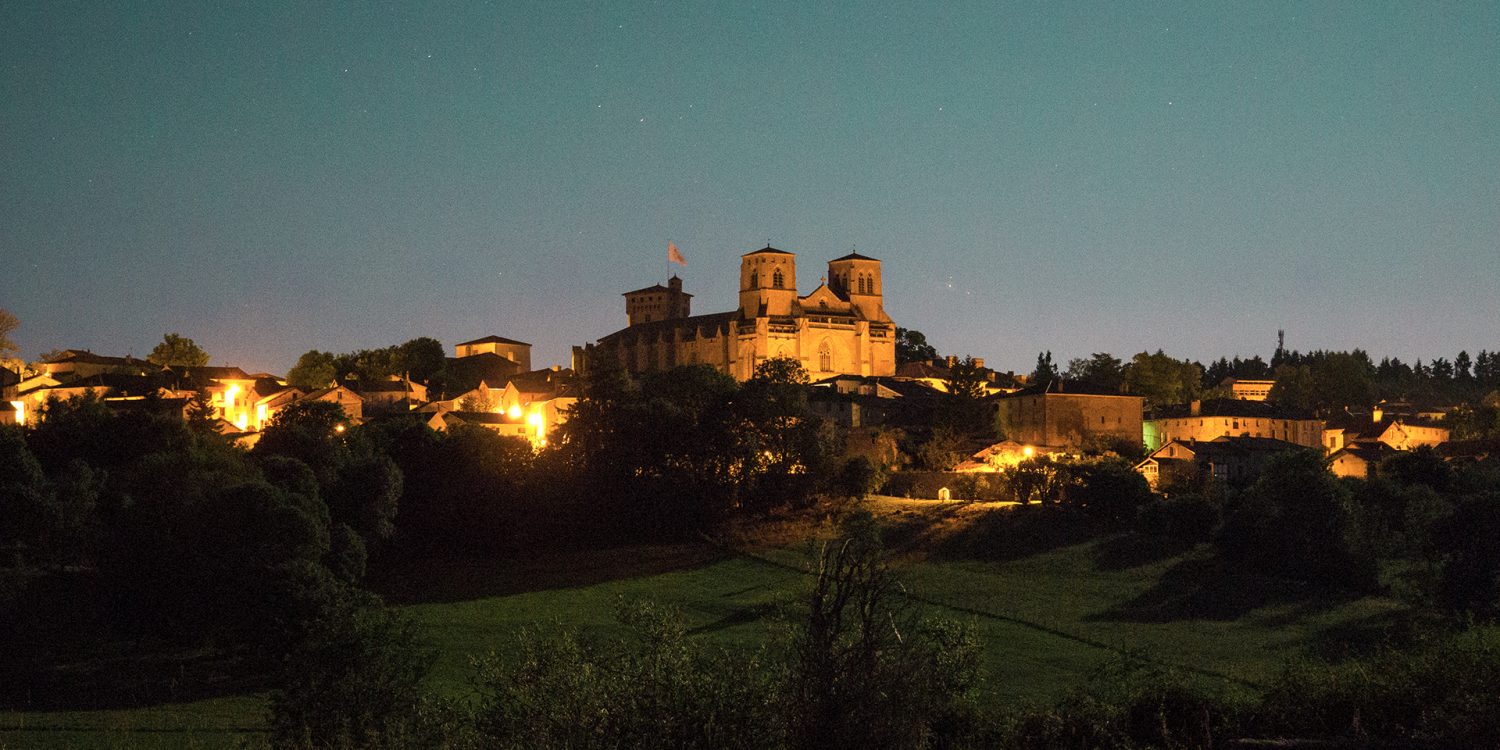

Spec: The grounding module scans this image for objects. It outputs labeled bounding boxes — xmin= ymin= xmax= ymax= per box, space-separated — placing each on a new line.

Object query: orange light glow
xmin=508 ymin=405 xmax=522 ymax=419
xmin=225 ymin=384 xmax=240 ymax=408
xmin=9 ymin=401 xmax=24 ymax=427
xmin=1022 ymin=446 xmax=1035 ymax=458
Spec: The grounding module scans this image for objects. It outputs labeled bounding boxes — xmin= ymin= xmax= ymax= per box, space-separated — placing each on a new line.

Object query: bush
xmin=1215 ymin=451 xmax=1377 ymax=590
xmin=1064 ymin=460 xmax=1153 ymax=526
xmin=1255 ymin=627 xmax=1500 ymax=747
xmin=473 ymin=599 xmax=778 ymax=750
xmin=785 ymin=512 xmax=983 ymax=749
xmin=997 ymin=657 xmax=1243 ymax=750
xmin=1135 ymin=493 xmax=1221 ymax=545
xmin=269 ymin=603 xmax=442 ymax=750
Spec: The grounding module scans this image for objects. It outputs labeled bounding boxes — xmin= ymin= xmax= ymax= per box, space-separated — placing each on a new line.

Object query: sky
xmin=2 ymin=1 xmax=1497 ymax=375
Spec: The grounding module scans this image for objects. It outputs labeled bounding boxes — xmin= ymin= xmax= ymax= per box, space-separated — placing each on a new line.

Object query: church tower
xmin=738 ymin=246 xmax=797 ymax=318
xmin=826 ymin=252 xmax=888 ymax=322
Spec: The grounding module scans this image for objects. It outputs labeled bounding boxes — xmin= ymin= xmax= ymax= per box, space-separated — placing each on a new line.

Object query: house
xmin=432 ymin=410 xmax=537 ymax=443
xmin=1144 ymin=398 xmax=1323 ymax=452
xmin=993 ymin=379 xmax=1144 ymax=452
xmin=1135 ymin=436 xmax=1309 ymax=488
xmin=354 ymin=376 xmax=428 ymax=414
xmin=453 ymin=335 xmax=532 ymax=371
xmin=592 ymin=247 xmax=896 ymax=381
xmin=303 ymin=384 xmax=365 ymax=422
xmin=252 ymin=386 xmax=306 ymax=431
xmin=1219 ymin=378 xmax=1276 ymax=401
xmin=1328 ymin=442 xmax=1401 ymax=480
xmin=1323 ymin=407 xmax=1449 ymax=454
xmin=953 ymin=440 xmax=1044 ymax=473
xmin=39 ymin=350 xmax=156 ymax=380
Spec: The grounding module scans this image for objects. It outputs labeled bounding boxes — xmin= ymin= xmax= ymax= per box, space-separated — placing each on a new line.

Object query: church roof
xmin=831 ymin=251 xmax=879 ymax=262
xmin=623 ymin=284 xmax=671 ymax=295
xmin=743 ymin=245 xmax=793 ymax=256
xmin=456 ymin=335 xmax=531 ymax=347
xmin=622 ymin=284 xmax=691 ymax=298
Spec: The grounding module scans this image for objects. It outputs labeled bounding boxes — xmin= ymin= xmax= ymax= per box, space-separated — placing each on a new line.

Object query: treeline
xmin=1025 ymin=344 xmax=1500 ymax=421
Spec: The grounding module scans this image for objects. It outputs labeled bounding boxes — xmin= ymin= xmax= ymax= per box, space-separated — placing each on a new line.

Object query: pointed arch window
xmin=819 ymin=340 xmax=832 ymax=372
xmin=773 ymin=268 xmax=784 ymax=289
xmin=749 ymin=271 xmax=759 ymax=289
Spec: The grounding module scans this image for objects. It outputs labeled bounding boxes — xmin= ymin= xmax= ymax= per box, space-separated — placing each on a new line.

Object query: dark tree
xmin=146 ymin=333 xmax=210 ymax=367
xmin=287 ymin=350 xmax=337 ymax=390
xmin=1064 ymin=353 xmax=1125 ymax=393
xmin=1030 ymin=351 xmax=1058 ymax=384
xmin=894 ymin=327 xmax=938 ymax=364
xmin=0 ymin=307 xmax=18 ymax=358
xmin=1123 ymin=350 xmax=1202 ymax=407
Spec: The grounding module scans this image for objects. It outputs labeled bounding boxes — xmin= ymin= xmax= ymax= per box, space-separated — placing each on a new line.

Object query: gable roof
xmin=455 ymin=335 xmax=531 ymax=348
xmin=743 ymin=245 xmax=793 ymax=256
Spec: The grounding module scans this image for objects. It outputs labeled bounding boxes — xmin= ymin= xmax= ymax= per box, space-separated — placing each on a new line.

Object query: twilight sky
xmin=2 ymin=2 xmax=1497 ymax=375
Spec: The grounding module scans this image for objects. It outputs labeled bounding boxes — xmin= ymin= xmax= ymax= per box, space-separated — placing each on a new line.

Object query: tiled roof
xmin=742 ymin=245 xmax=793 ymax=256
xmin=455 ymin=335 xmax=531 ymax=348
xmin=1152 ymin=398 xmax=1314 ymax=420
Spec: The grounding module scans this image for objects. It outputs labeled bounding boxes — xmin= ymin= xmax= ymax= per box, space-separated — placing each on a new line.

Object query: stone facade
xmin=594 ymin=246 xmax=897 ymax=381
xmin=993 ymin=381 xmax=1145 ymax=450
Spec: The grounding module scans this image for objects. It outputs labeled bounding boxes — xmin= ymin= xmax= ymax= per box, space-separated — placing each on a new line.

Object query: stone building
xmin=1144 ymin=398 xmax=1324 ymax=452
xmin=992 ymin=380 xmax=1145 ymax=451
xmin=592 ymin=245 xmax=897 ymax=381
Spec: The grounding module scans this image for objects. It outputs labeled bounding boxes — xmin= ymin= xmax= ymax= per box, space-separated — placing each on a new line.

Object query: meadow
xmin=0 ymin=498 xmax=1408 ymax=748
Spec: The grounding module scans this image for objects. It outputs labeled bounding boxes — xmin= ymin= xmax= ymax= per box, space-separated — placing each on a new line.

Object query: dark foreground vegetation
xmin=5 ymin=353 xmax=1500 ymax=748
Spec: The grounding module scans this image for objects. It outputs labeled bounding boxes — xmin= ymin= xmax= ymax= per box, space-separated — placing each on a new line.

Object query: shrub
xmin=1255 ymin=627 xmax=1500 ymax=747
xmin=1136 ymin=493 xmax=1221 ymax=545
xmin=473 ymin=599 xmax=778 ymax=750
xmin=269 ymin=603 xmax=441 ymax=750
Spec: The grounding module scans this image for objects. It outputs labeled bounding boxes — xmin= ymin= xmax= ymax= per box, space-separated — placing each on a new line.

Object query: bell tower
xmin=826 ymin=252 xmax=888 ymax=321
xmin=738 ymin=245 xmax=797 ymax=318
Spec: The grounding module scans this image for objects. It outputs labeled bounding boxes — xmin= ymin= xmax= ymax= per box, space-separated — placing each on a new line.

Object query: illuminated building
xmin=590 ymin=246 xmax=896 ymax=381
xmin=1144 ymin=398 xmax=1323 ymax=452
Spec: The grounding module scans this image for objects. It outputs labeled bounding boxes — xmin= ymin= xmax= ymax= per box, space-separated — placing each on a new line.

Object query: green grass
xmin=2 ymin=502 xmax=1412 ymax=747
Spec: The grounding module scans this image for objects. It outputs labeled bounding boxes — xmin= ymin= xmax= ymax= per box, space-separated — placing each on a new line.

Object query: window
xmin=773 ymin=268 xmax=784 ymax=288
xmin=749 ymin=271 xmax=759 ymax=288
xmin=819 ymin=340 xmax=832 ymax=372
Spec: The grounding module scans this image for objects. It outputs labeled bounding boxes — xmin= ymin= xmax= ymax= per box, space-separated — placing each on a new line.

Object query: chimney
xmin=946 ymin=355 xmax=957 ymax=368
xmin=1371 ymin=406 xmax=1383 ymax=423
xmin=973 ymin=357 xmax=985 ymax=369
xmin=1190 ymin=399 xmax=1201 ymax=417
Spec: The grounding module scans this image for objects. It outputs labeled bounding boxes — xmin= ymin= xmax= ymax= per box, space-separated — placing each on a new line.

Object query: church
xmin=591 ymin=245 xmax=897 ymax=381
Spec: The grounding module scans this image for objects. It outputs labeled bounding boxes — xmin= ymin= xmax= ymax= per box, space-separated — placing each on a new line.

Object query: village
xmin=4 ymin=245 xmax=1496 ymax=498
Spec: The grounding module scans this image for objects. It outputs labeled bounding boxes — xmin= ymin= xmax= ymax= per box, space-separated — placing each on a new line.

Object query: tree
xmin=895 ymin=327 xmax=938 ymax=364
xmin=0 ymin=307 xmax=18 ymax=358
xmin=269 ymin=603 xmax=438 ymax=749
xmin=937 ymin=356 xmax=991 ymax=437
xmin=1030 ymin=351 xmax=1058 ymax=384
xmin=1215 ymin=450 xmax=1376 ymax=589
xmin=146 ymin=333 xmax=210 ymax=367
xmin=287 ymin=350 xmax=337 ymax=391
xmin=786 ymin=512 xmax=982 ymax=749
xmin=1064 ymin=353 xmax=1125 ymax=393
xmin=1123 ymin=350 xmax=1202 ymax=407
xmin=1268 ymin=364 xmax=1316 ymax=413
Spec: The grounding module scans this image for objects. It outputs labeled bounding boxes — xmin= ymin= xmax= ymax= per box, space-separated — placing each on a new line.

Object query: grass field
xmin=1 ymin=498 xmax=1410 ymax=748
